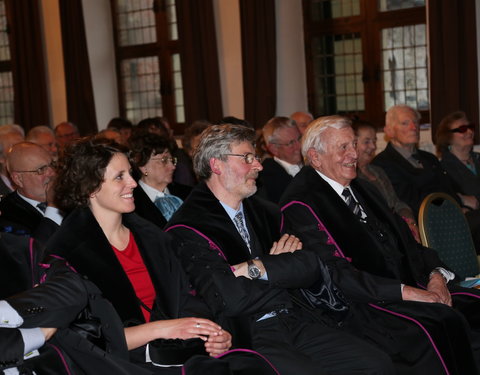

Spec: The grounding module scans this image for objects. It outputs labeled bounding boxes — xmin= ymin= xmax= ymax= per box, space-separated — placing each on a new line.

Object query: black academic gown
xmin=133 ymin=183 xmax=191 ymax=229
xmin=256 ymin=158 xmax=294 ymax=203
xmin=281 ymin=165 xmax=480 ymax=375
xmin=45 ymin=208 xmax=277 ymax=375
xmin=166 ymin=181 xmax=395 ymax=375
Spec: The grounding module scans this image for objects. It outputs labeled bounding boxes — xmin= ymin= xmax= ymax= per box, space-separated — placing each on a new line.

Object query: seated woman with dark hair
xmin=45 ymin=137 xmax=276 ymax=374
xmin=129 ymin=132 xmax=191 ymax=228
xmin=435 ymin=111 xmax=480 ymax=209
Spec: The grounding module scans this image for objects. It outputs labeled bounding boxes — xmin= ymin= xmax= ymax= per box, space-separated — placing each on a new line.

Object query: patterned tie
xmin=233 ymin=211 xmax=251 ymax=252
xmin=154 ymin=194 xmax=183 ymax=221
xmin=36 ymin=202 xmax=47 ymax=213
xmin=342 ymin=188 xmax=365 ymax=220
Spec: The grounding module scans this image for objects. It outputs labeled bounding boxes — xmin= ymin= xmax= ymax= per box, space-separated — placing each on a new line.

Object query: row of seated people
xmin=1 ymin=112 xmax=480 ymax=373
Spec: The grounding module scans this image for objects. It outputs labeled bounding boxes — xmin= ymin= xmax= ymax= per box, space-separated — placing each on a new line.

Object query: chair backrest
xmin=419 ymin=192 xmax=479 ymax=279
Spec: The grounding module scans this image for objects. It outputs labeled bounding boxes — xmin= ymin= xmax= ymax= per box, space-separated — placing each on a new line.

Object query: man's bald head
xmin=7 ymin=142 xmax=55 ymax=201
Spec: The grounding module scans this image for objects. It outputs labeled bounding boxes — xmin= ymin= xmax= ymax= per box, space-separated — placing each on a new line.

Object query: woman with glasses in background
xmin=129 ymin=132 xmax=191 ymax=229
xmin=435 ymin=111 xmax=480 ymax=210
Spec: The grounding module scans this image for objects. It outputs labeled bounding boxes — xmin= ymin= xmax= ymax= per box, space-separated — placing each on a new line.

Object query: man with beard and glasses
xmin=166 ymin=124 xmax=394 ymax=375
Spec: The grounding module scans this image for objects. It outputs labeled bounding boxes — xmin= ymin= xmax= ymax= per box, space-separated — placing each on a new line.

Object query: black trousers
xmin=345 ymin=297 xmax=480 ymax=375
xmin=251 ymin=308 xmax=395 ymax=375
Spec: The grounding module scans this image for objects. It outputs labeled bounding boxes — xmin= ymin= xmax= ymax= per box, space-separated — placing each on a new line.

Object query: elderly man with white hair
xmin=280 ymin=115 xmax=480 ymax=375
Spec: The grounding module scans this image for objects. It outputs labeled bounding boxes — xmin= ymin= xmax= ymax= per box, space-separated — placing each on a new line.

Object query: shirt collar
xmin=219 ymin=200 xmax=244 ymax=222
xmin=17 ymin=192 xmax=43 ymax=213
xmin=273 ymin=157 xmax=302 ymax=177
xmin=315 ymin=170 xmax=349 ymax=197
xmin=138 ymin=179 xmax=170 ymax=202
xmin=391 ymin=142 xmax=417 ymax=159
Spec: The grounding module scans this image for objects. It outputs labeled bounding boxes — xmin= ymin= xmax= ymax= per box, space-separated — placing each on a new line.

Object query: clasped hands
xmin=402 ymin=273 xmax=452 ymax=306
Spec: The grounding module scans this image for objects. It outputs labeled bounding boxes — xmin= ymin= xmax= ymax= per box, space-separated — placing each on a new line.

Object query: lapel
xmin=297 ymin=167 xmax=393 ymax=273
xmin=133 ymin=186 xmax=167 ymax=229
xmin=0 ymin=192 xmax=43 ymax=229
xmin=382 ymin=142 xmax=424 ymax=176
xmin=168 ymin=182 xmax=280 ymax=264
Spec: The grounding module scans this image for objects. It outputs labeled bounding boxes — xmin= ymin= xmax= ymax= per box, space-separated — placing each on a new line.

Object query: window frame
xmin=110 ymin=0 xmax=182 ymax=130
xmin=303 ymin=0 xmax=428 ymax=127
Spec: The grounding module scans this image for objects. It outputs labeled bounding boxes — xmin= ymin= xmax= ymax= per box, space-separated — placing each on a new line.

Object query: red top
xmin=112 ymin=231 xmax=156 ymax=322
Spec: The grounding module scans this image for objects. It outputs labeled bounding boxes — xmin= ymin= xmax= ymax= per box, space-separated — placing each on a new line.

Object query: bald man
xmin=0 ymin=142 xmax=62 ymax=240
xmin=290 ymin=111 xmax=313 ymax=135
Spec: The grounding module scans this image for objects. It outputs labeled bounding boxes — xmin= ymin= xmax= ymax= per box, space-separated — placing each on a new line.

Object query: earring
xmin=144 ymin=171 xmax=148 ymax=176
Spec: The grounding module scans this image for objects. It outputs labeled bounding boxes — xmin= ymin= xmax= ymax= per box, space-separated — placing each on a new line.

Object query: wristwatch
xmin=247 ymin=259 xmax=262 ymax=280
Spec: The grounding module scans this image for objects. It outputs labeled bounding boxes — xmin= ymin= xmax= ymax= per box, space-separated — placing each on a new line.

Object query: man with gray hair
xmin=26 ymin=125 xmax=58 ymax=160
xmin=166 ymin=124 xmax=394 ymax=375
xmin=373 ymin=104 xmax=480 ymax=253
xmin=257 ymin=116 xmax=303 ymax=202
xmin=280 ymin=115 xmax=480 ymax=374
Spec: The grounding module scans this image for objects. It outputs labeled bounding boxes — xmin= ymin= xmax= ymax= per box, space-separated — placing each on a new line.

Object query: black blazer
xmin=166 ymin=181 xmax=322 ymax=318
xmin=133 ymin=182 xmax=191 ymax=229
xmin=440 ymin=150 xmax=480 ymax=202
xmin=256 ymin=158 xmax=294 ymax=203
xmin=0 ymin=191 xmax=43 ymax=235
xmin=46 ymin=208 xmax=210 ymax=324
xmin=372 ymin=143 xmax=459 ymax=215
xmin=280 ymin=166 xmax=449 ymax=303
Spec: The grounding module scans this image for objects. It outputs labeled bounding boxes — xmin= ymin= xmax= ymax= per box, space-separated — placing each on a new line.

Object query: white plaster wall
xmin=275 ymin=0 xmax=309 ymax=117
xmin=82 ymin=0 xmax=119 ymax=130
xmin=212 ymin=0 xmax=244 ymax=118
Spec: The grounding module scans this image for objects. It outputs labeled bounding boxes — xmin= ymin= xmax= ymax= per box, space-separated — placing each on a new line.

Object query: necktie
xmin=342 ymin=188 xmax=365 ymax=220
xmin=154 ymin=194 xmax=183 ymax=221
xmin=37 ymin=202 xmax=47 ymax=213
xmin=233 ymin=211 xmax=251 ymax=252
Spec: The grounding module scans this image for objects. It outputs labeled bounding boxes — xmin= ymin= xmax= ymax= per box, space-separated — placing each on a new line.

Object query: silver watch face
xmin=248 ymin=264 xmax=261 ymax=279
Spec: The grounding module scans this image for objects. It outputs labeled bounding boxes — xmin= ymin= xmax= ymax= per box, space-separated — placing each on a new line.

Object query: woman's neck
xmin=141 ymin=177 xmax=167 ymax=193
xmin=450 ymin=144 xmax=472 ymax=161
xmin=91 ymin=208 xmax=129 ymax=250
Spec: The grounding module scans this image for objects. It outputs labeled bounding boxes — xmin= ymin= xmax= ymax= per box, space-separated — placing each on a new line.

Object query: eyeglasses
xmin=224 ymin=153 xmax=261 ymax=164
xmin=150 ymin=156 xmax=178 ymax=166
xmin=13 ymin=161 xmax=55 ymax=176
xmin=270 ymin=136 xmax=301 ymax=147
xmin=450 ymin=124 xmax=475 ymax=133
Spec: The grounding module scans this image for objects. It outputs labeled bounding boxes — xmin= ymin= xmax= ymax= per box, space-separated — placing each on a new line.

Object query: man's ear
xmin=9 ymin=171 xmax=22 ymax=188
xmin=266 ymin=143 xmax=278 ymax=157
xmin=210 ymin=158 xmax=222 ymax=175
xmin=307 ymin=148 xmax=321 ymax=169
xmin=384 ymin=124 xmax=394 ymax=139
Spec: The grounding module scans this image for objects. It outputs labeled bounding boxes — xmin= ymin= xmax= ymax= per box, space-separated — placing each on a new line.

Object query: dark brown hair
xmin=54 ymin=136 xmax=127 ymax=212
xmin=435 ymin=111 xmax=468 ymax=156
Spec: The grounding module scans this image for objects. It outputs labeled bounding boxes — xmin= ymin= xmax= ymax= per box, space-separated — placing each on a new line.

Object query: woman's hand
xmin=124 ymin=317 xmax=224 ymax=350
xmin=160 ymin=317 xmax=223 ymax=340
xmin=204 ymin=330 xmax=232 ymax=356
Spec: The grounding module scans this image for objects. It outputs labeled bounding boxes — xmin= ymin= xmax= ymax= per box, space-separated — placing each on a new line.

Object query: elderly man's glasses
xmin=150 ymin=156 xmax=178 ymax=166
xmin=225 ymin=153 xmax=261 ymax=164
xmin=450 ymin=124 xmax=475 ymax=134
xmin=270 ymin=136 xmax=301 ymax=147
xmin=13 ymin=161 xmax=55 ymax=176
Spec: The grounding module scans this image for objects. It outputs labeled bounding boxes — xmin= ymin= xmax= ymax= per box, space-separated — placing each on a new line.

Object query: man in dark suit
xmin=280 ymin=115 xmax=480 ymax=374
xmin=372 ymin=104 xmax=480 ymax=252
xmin=257 ymin=117 xmax=303 ymax=203
xmin=166 ymin=124 xmax=394 ymax=375
xmin=0 ymin=142 xmax=62 ymax=241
